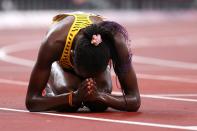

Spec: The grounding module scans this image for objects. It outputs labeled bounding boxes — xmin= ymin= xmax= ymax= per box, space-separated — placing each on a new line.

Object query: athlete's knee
xmin=84 ymin=101 xmax=108 ymax=112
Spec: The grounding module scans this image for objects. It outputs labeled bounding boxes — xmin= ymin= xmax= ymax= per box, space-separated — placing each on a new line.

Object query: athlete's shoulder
xmin=45 ymin=15 xmax=74 ymax=45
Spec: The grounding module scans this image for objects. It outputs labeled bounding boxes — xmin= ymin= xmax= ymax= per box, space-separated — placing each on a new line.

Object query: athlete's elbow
xmin=26 ymin=100 xmax=35 ymax=112
xmin=25 ymin=98 xmax=40 ymax=112
xmin=126 ymin=96 xmax=141 ymax=112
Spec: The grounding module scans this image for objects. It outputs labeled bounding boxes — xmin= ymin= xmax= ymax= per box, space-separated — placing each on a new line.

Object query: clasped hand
xmin=77 ymin=78 xmax=100 ymax=102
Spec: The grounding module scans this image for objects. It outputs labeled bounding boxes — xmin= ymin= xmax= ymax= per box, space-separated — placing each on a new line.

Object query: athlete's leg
xmin=46 ymin=62 xmax=112 ymax=112
xmin=46 ymin=62 xmax=82 ymax=112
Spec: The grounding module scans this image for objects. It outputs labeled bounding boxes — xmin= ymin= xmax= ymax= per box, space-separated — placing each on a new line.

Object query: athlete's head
xmin=73 ymin=24 xmax=114 ymax=78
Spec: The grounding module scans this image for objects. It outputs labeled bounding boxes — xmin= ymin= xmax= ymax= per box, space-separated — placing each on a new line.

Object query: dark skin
xmin=25 ymin=15 xmax=141 ymax=112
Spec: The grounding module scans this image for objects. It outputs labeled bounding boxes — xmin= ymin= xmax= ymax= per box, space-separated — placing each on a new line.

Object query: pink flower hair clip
xmin=91 ymin=34 xmax=102 ymax=46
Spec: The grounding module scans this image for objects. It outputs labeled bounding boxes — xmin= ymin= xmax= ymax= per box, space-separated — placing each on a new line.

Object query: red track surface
xmin=0 ymin=13 xmax=197 ymax=131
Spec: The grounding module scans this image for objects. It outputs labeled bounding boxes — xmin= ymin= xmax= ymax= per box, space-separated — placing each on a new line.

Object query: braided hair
xmin=73 ymin=24 xmax=115 ymax=75
xmin=73 ymin=21 xmax=129 ymax=76
xmin=74 ymin=21 xmax=130 ymax=109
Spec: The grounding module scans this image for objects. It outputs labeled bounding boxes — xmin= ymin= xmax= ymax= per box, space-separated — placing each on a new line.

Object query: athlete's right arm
xmin=25 ymin=39 xmax=74 ymax=111
xmin=25 ymin=20 xmax=82 ymax=111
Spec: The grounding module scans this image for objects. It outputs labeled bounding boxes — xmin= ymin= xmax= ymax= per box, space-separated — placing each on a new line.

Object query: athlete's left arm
xmin=98 ymin=66 xmax=140 ymax=112
xmin=96 ymin=33 xmax=140 ymax=111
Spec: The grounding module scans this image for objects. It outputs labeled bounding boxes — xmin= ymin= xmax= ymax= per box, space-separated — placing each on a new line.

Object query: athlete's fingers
xmin=89 ymin=78 xmax=93 ymax=81
xmin=87 ymin=85 xmax=92 ymax=90
xmin=88 ymin=89 xmax=94 ymax=95
xmin=90 ymin=83 xmax=93 ymax=87
xmin=86 ymin=78 xmax=90 ymax=83
xmin=80 ymin=80 xmax=90 ymax=91
xmin=87 ymin=78 xmax=93 ymax=81
xmin=88 ymin=90 xmax=91 ymax=95
xmin=91 ymin=79 xmax=96 ymax=85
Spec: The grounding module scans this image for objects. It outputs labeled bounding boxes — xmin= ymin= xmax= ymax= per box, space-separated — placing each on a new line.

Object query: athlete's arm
xmin=86 ymin=33 xmax=141 ymax=111
xmin=99 ymin=65 xmax=140 ymax=112
xmin=86 ymin=66 xmax=140 ymax=111
xmin=25 ymin=39 xmax=73 ymax=112
xmin=25 ymin=20 xmax=82 ymax=112
xmin=106 ymin=33 xmax=140 ymax=111
xmin=110 ymin=33 xmax=140 ymax=111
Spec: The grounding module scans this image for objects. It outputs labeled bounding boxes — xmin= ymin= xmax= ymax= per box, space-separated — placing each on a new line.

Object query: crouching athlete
xmin=25 ymin=12 xmax=141 ymax=112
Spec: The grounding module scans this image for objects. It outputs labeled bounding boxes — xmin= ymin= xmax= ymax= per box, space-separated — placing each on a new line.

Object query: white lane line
xmin=0 ymin=78 xmax=196 ymax=103
xmin=142 ymin=95 xmax=197 ymax=103
xmin=0 ymin=107 xmax=196 ymax=131
xmin=0 ymin=41 xmax=40 ymax=54
xmin=0 ymin=55 xmax=34 ymax=67
xmin=134 ymin=56 xmax=197 ymax=70
xmin=112 ymin=92 xmax=197 ymax=103
xmin=0 ymin=41 xmax=38 ymax=67
xmin=1 ymin=41 xmax=197 ymax=84
xmin=137 ymin=73 xmax=197 ymax=84
xmin=0 ymin=42 xmax=197 ymax=103
xmin=0 ymin=78 xmax=28 ymax=86
xmin=2 ymin=53 xmax=197 ymax=84
xmin=155 ymin=94 xmax=197 ymax=97
xmin=111 ymin=68 xmax=197 ymax=84
xmin=133 ymin=35 xmax=197 ymax=48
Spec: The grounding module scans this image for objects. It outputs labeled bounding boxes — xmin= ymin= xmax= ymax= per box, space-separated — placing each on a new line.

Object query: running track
xmin=0 ymin=11 xmax=197 ymax=131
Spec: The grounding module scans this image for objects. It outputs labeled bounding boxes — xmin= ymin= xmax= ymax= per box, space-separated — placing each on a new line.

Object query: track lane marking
xmin=155 ymin=94 xmax=197 ymax=97
xmin=142 ymin=95 xmax=197 ymax=103
xmin=0 ymin=78 xmax=27 ymax=86
xmin=1 ymin=41 xmax=197 ymax=84
xmin=0 ymin=107 xmax=197 ymax=131
xmin=1 ymin=78 xmax=197 ymax=103
xmin=134 ymin=56 xmax=197 ymax=70
xmin=133 ymin=35 xmax=197 ymax=48
xmin=1 ymin=41 xmax=197 ymax=70
xmin=1 ymin=51 xmax=197 ymax=84
xmin=113 ymin=92 xmax=197 ymax=103
xmin=0 ymin=41 xmax=197 ymax=130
